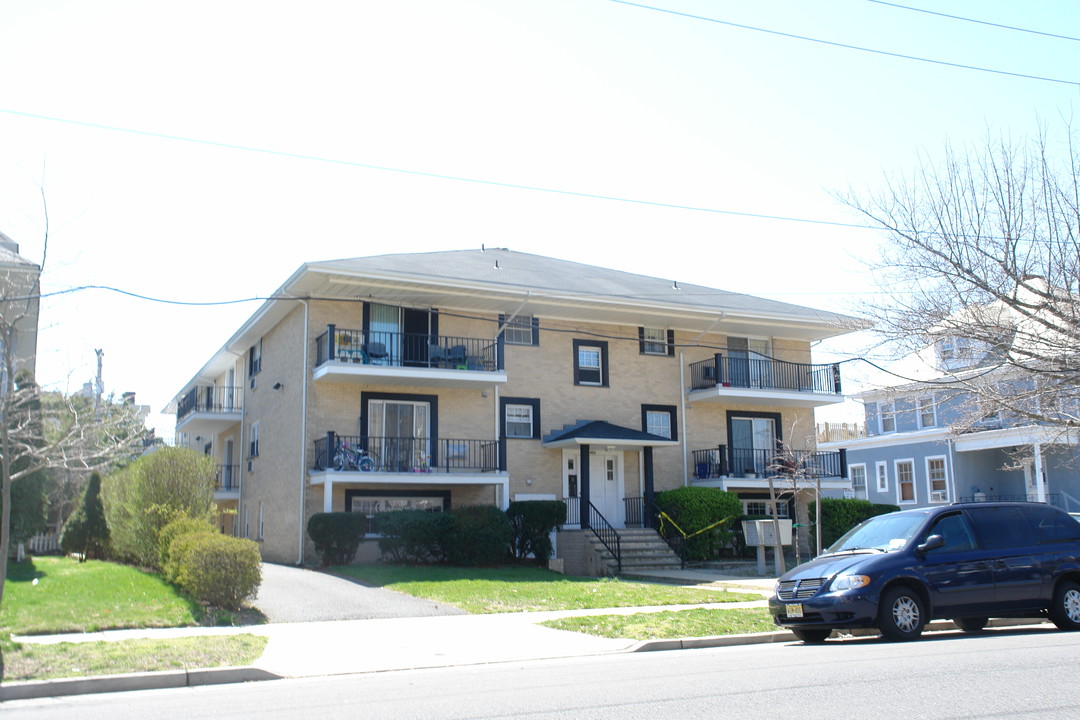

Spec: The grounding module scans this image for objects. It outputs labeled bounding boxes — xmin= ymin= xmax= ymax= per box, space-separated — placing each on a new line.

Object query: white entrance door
xmin=589 ymin=451 xmax=624 ymax=528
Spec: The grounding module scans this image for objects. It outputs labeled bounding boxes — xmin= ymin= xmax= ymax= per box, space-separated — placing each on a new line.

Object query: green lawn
xmin=1 ymin=557 xmax=204 ymax=636
xmin=3 ymin=634 xmax=268 ymax=682
xmin=542 ymin=607 xmax=776 ymax=640
xmin=331 ymin=564 xmax=763 ymax=613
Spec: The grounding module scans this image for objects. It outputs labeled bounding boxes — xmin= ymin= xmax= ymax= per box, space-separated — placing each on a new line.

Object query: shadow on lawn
xmin=5 ymin=558 xmax=45 ymax=584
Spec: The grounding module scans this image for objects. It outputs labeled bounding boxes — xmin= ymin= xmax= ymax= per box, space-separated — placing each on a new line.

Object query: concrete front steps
xmin=557 ymin=528 xmax=682 ymax=577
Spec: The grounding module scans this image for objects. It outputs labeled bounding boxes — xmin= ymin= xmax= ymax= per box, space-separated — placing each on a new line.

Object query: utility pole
xmin=94 ymin=348 xmax=104 ymax=414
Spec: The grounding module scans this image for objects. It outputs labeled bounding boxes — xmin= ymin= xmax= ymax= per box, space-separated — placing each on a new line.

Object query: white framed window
xmin=249 ymin=421 xmax=260 ymax=458
xmin=503 ymin=315 xmax=537 ymax=346
xmin=876 ymin=461 xmax=888 ymax=492
xmin=917 ymin=397 xmax=937 ymax=429
xmin=505 ymin=404 xmax=534 ymax=439
xmin=257 ymin=502 xmax=264 ymax=541
xmin=896 ymin=459 xmax=916 ymax=504
xmin=742 ymin=500 xmax=789 ymax=518
xmin=640 ymin=327 xmax=670 ymax=356
xmin=849 ymin=464 xmax=867 ymax=499
xmin=574 ymin=340 xmax=606 ymax=386
xmin=248 ymin=339 xmax=263 ymax=377
xmin=926 ymin=456 xmax=949 ymax=503
xmin=879 ymin=401 xmax=896 ymax=433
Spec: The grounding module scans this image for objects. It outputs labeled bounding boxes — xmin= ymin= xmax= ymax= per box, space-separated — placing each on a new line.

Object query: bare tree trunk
xmin=766 ymin=474 xmax=786 ymax=575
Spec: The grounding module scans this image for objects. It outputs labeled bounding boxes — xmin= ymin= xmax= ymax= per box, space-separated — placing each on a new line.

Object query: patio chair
xmin=447 ymin=345 xmax=468 ymax=368
xmin=429 ymin=343 xmax=450 ymax=368
xmin=364 ymin=341 xmax=389 ymax=364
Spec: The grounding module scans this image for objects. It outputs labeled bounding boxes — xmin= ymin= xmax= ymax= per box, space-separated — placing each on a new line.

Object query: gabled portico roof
xmin=542 ymin=420 xmax=677 ymax=451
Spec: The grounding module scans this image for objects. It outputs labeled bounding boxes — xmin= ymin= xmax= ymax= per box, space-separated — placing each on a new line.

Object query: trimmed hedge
xmin=811 ymin=498 xmax=901 ymax=551
xmin=448 ymin=505 xmax=512 ymax=566
xmin=506 ymin=500 xmax=566 ymax=563
xmin=376 ymin=510 xmax=456 ymax=564
xmin=376 ymin=506 xmax=513 ymax=566
xmin=307 ymin=512 xmax=368 ymax=566
xmin=654 ymin=486 xmax=742 ymax=560
xmin=173 ymin=533 xmax=262 ymax=610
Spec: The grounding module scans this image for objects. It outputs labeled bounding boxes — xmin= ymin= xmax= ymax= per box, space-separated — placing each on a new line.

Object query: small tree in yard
xmin=60 ymin=471 xmax=110 ymax=561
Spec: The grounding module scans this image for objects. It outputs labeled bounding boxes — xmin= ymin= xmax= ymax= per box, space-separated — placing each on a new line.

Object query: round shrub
xmin=159 ymin=516 xmax=218 ymax=582
xmin=307 ymin=512 xmax=368 ymax=566
xmin=174 ymin=533 xmax=262 ymax=610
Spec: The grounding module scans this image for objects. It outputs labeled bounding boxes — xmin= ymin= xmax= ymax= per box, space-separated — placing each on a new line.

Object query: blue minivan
xmin=769 ymin=502 xmax=1080 ymax=642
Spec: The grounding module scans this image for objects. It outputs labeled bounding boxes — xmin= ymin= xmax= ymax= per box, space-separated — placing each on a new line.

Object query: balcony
xmin=687 ymin=354 xmax=843 ymax=408
xmin=691 ymin=445 xmax=848 ymax=490
xmin=312 ymin=433 xmax=503 ymax=476
xmin=313 ymin=326 xmax=508 ymax=389
xmin=176 ymin=385 xmax=242 ymax=435
xmin=215 ymin=464 xmax=241 ymax=498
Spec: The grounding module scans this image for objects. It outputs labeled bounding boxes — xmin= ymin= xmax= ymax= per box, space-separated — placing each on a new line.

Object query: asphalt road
xmin=7 ymin=626 xmax=1079 ymax=719
xmin=252 ymin=562 xmax=466 ymax=622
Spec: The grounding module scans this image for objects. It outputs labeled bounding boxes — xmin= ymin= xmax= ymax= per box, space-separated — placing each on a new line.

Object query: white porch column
xmin=497 ymin=477 xmax=510 ymax=510
xmin=323 ymin=477 xmax=335 ymax=512
xmin=1033 ymin=443 xmax=1047 ymax=503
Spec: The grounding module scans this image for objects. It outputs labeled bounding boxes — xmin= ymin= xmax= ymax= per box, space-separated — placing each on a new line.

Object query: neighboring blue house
xmin=821 ymin=346 xmax=1080 ymax=515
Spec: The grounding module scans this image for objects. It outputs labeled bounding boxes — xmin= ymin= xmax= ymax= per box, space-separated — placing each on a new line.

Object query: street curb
xmin=629 ymin=617 xmax=1051 ymax=653
xmin=0 ymin=666 xmax=280 ymax=702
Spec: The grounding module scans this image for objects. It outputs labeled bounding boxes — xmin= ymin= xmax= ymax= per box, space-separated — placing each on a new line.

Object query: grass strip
xmin=3 ymin=634 xmax=268 ymax=682
xmin=541 ymin=607 xmax=776 ymax=640
xmin=332 ymin=565 xmax=763 ymax=613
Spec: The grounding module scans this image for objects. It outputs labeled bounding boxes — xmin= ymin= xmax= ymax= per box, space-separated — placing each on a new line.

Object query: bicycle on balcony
xmin=334 ymin=441 xmax=380 ymax=472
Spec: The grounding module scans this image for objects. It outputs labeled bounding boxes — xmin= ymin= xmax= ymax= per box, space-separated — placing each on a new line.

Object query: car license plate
xmin=786 ymin=603 xmax=803 ymax=618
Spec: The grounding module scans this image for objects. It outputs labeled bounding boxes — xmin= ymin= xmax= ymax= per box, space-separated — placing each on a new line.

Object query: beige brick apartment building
xmin=171 ymin=249 xmax=857 ymax=567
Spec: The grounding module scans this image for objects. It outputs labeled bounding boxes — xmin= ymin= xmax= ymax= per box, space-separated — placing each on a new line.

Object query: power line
xmin=609 ymin=0 xmax=1080 ymax=88
xmin=865 ymin=0 xmax=1080 ymax=43
xmin=0 ymin=108 xmax=875 ymax=231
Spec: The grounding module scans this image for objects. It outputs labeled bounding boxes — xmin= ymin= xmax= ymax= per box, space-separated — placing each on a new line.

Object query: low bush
xmin=654 ymin=486 xmax=742 ymax=560
xmin=306 ymin=512 xmax=368 ymax=566
xmin=159 ymin=516 xmax=218 ymax=582
xmin=376 ymin=510 xmax=456 ymax=564
xmin=506 ymin=500 xmax=565 ymax=563
xmin=449 ymin=505 xmax=512 ymax=566
xmin=376 ymin=506 xmax=513 ymax=566
xmin=811 ymin=498 xmax=900 ymax=551
xmin=173 ymin=533 xmax=262 ymax=610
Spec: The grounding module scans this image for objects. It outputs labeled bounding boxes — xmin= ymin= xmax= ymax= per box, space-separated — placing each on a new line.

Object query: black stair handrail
xmin=586 ymin=502 xmax=622 ymax=573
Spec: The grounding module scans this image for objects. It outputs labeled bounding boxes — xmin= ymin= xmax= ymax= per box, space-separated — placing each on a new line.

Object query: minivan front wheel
xmin=878 ymin=586 xmax=926 ymax=641
xmin=791 ymin=628 xmax=831 ymax=644
xmin=1050 ymin=580 xmax=1080 ymax=631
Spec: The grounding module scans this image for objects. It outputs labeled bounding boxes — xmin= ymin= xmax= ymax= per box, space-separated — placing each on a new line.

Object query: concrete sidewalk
xmin=1 ymin=573 xmax=780 ymax=701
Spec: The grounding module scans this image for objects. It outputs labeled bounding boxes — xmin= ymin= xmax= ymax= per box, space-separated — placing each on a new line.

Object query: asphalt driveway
xmin=252 ymin=563 xmax=467 ymax=623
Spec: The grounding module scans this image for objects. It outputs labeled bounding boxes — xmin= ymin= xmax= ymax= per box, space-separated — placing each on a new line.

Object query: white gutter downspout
xmin=682 ymin=314 xmax=726 ymax=486
xmin=298 ymin=299 xmax=310 ymax=566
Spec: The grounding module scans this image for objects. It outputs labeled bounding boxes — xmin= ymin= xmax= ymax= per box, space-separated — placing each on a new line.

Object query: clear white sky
xmin=0 ymin=0 xmax=1077 ymax=440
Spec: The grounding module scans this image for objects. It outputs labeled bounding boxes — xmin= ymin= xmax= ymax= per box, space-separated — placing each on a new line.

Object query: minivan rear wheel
xmin=878 ymin=586 xmax=926 ymax=641
xmin=1049 ymin=580 xmax=1080 ymax=631
xmin=791 ymin=628 xmax=831 ymax=644
xmin=955 ymin=617 xmax=988 ymax=633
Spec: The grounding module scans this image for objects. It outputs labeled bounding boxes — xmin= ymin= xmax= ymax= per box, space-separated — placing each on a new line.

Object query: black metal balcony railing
xmin=313 ymin=433 xmax=500 ymax=474
xmin=689 ymin=354 xmax=842 ymax=395
xmin=177 ymin=386 xmax=242 ymax=421
xmin=692 ymin=446 xmax=846 ymax=480
xmin=215 ymin=464 xmax=241 ymax=492
xmin=315 ymin=326 xmax=502 ymax=372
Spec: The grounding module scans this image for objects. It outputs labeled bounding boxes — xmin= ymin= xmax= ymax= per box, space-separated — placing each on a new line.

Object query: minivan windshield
xmin=826 ymin=511 xmax=930 ymax=554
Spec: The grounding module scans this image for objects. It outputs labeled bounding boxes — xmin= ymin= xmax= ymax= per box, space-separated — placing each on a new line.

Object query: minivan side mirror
xmin=916 ymin=534 xmax=945 ymax=556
